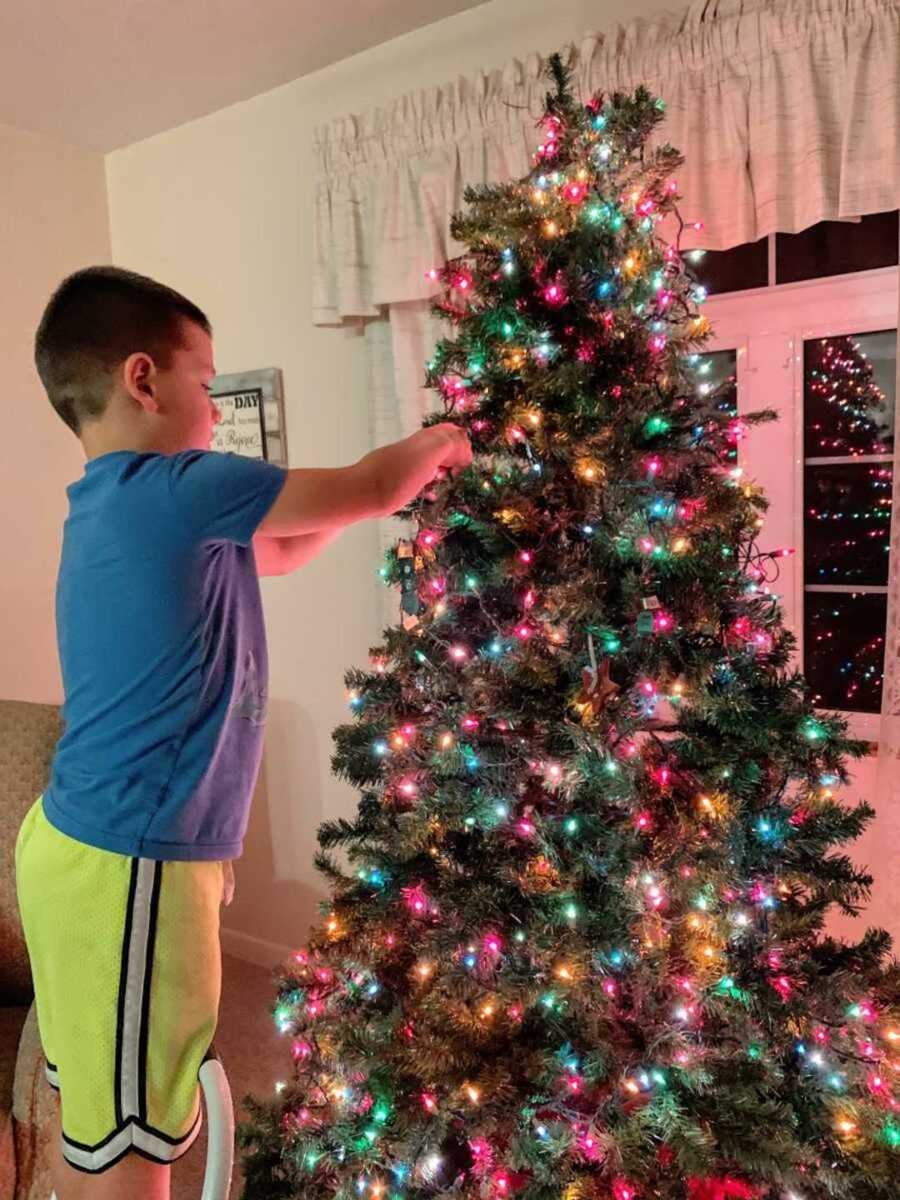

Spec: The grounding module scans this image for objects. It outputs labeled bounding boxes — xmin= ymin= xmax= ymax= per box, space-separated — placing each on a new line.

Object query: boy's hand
xmin=424 ymin=423 xmax=473 ymax=481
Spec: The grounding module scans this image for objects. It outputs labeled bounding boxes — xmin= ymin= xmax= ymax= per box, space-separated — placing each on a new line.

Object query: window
xmin=697 ymin=213 xmax=899 ymax=739
xmin=777 ymin=211 xmax=899 ymax=285
xmin=688 ymin=349 xmax=738 ymax=464
xmin=803 ymin=330 xmax=895 ymax=712
xmin=689 ymin=238 xmax=768 ymax=295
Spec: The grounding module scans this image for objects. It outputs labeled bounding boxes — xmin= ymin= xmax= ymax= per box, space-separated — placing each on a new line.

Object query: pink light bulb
xmin=647 ymin=884 xmax=665 ymax=909
xmin=772 ymin=975 xmax=792 ymax=999
xmin=404 ymin=885 xmax=428 ymax=914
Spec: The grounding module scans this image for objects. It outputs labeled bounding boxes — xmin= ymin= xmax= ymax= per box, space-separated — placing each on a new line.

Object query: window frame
xmin=699 ymin=256 xmax=898 ymax=742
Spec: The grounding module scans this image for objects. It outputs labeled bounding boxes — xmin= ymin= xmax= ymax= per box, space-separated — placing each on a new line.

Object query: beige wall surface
xmin=0 ymin=121 xmax=110 ymax=703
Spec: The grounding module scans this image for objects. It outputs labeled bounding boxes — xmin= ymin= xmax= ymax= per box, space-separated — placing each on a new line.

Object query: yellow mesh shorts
xmin=14 ymin=794 xmax=228 ymax=1174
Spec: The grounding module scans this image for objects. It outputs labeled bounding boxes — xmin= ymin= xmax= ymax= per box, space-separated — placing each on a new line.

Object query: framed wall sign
xmin=209 ymin=367 xmax=287 ymax=465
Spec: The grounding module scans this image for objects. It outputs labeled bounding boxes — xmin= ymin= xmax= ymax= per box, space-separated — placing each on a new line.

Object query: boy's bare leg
xmin=51 ymin=1093 xmax=171 ymax=1200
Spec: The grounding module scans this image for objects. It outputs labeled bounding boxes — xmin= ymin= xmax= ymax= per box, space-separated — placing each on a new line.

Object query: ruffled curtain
xmin=313 ymin=0 xmax=900 ymax=323
xmin=363 ymin=302 xmax=448 ymax=628
xmin=314 ymin=0 xmax=900 ymax=816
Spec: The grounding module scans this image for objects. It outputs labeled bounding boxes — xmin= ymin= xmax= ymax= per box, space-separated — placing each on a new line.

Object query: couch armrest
xmin=12 ymin=1000 xmax=55 ymax=1200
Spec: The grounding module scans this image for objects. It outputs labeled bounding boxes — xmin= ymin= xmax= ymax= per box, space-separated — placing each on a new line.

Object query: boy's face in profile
xmin=151 ymin=319 xmax=221 ymax=452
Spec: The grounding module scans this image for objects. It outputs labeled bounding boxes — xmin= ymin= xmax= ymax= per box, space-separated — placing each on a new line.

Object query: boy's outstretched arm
xmin=256 ymin=423 xmax=472 ymax=541
xmin=252 ymin=528 xmax=343 ymax=576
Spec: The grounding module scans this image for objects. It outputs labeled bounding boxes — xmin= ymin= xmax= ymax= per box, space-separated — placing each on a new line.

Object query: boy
xmin=14 ymin=265 xmax=471 ymax=1200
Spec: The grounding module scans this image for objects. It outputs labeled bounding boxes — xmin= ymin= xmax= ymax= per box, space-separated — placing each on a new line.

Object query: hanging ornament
xmin=574 ymin=634 xmax=620 ymax=722
xmin=397 ymin=541 xmax=423 ymax=630
xmin=637 ymin=595 xmax=661 ymax=637
xmin=522 ymin=854 xmax=561 ymax=893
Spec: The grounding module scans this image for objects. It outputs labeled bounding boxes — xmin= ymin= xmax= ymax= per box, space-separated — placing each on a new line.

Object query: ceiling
xmin=0 ymin=0 xmax=488 ymax=153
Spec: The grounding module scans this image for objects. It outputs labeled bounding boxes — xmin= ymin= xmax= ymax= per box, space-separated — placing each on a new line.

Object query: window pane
xmin=777 ymin=210 xmax=899 ymax=284
xmin=804 ymin=591 xmax=886 ymax=713
xmin=805 ymin=463 xmax=893 ymax=586
xmin=687 ymin=349 xmax=738 ymax=464
xmin=804 ymin=331 xmax=896 ymax=457
xmin=685 ymin=239 xmax=768 ymax=295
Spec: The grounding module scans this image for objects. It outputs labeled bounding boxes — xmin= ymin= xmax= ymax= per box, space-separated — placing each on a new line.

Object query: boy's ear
xmin=122 ymin=351 xmax=160 ymax=414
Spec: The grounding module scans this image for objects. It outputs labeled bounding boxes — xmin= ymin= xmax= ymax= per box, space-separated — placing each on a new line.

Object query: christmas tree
xmin=237 ymin=57 xmax=900 ymax=1200
xmin=805 ymin=335 xmax=891 ymax=460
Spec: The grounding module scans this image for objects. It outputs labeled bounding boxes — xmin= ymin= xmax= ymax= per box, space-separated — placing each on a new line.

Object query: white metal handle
xmin=199 ymin=1050 xmax=235 ymax=1200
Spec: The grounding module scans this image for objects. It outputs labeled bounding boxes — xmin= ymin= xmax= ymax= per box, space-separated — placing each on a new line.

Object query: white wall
xmin=105 ymin=0 xmax=673 ymax=964
xmin=0 ymin=121 xmax=110 ymax=703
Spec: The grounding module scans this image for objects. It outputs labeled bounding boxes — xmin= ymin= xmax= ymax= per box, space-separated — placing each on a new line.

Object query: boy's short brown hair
xmin=35 ymin=265 xmax=212 ymax=435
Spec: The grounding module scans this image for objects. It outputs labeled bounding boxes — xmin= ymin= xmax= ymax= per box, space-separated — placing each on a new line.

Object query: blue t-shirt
xmin=42 ymin=449 xmax=288 ymax=861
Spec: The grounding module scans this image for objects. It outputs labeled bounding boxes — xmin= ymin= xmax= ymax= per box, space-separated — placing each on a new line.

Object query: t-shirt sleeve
xmin=166 ymin=450 xmax=288 ymax=545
